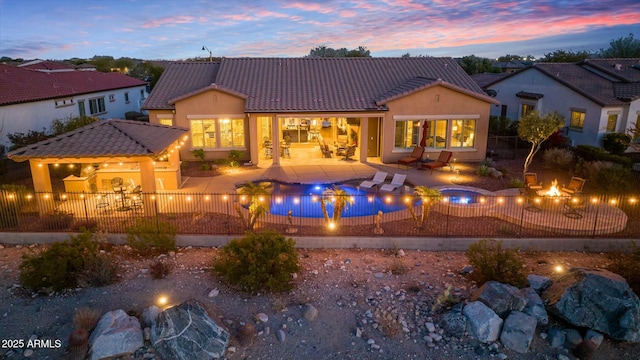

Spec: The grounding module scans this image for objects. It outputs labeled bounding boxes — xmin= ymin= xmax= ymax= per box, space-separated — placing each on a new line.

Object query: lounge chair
xmin=380 ymin=173 xmax=407 ymax=192
xmin=564 ymin=195 xmax=588 ymax=219
xmin=421 ymin=151 xmax=453 ymax=173
xmin=359 ymin=171 xmax=388 ymax=189
xmin=561 ymin=177 xmax=586 ymax=195
xmin=398 ymin=146 xmax=424 ymax=169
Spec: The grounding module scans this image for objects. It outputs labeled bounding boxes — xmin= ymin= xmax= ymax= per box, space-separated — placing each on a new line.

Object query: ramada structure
xmin=142 ymin=57 xmax=499 ymax=166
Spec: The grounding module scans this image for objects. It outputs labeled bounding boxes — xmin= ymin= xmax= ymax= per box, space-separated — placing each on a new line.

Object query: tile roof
xmin=7 ymin=119 xmax=188 ymax=162
xmin=583 ymin=58 xmax=640 ymax=82
xmin=18 ymin=60 xmax=76 ymax=71
xmin=142 ymin=62 xmax=220 ymax=109
xmin=143 ymin=57 xmax=491 ymax=112
xmin=0 ymin=64 xmax=147 ymax=106
xmin=470 ymin=72 xmax=508 ymax=89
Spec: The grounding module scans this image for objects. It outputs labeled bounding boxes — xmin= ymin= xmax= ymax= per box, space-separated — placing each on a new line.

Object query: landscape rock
xmin=256 ymin=312 xmax=269 ymax=323
xmin=471 ymin=281 xmax=527 ymax=317
xmin=521 ymin=287 xmax=549 ymax=325
xmin=463 ymin=301 xmax=503 ymax=343
xmin=564 ymin=328 xmax=582 ymax=349
xmin=548 ymin=328 xmax=565 ymax=348
xmin=527 ymin=274 xmax=552 ymax=293
xmin=438 ymin=303 xmax=466 ymax=338
xmin=303 ymin=304 xmax=318 ymax=321
xmin=238 ymin=323 xmax=255 ymax=346
xmin=542 ymin=267 xmax=640 ymax=342
xmin=277 ymin=329 xmax=286 ymax=342
xmin=142 ymin=306 xmax=162 ymax=328
xmin=88 ymin=309 xmax=143 ymax=360
xmin=583 ymin=329 xmax=604 ymax=350
xmin=151 ymin=300 xmax=230 ymax=359
xmin=499 ymin=311 xmax=537 ymax=353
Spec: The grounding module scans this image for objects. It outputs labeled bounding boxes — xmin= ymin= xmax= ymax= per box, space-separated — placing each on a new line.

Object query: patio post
xmin=139 ymin=159 xmax=157 ymax=216
xmin=29 ymin=160 xmax=55 ymax=215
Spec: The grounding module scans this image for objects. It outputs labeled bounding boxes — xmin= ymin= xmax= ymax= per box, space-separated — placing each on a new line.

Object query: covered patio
xmin=7 ymin=120 xmax=189 ymax=216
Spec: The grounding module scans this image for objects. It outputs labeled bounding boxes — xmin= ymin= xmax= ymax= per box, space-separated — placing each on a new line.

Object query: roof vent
xmin=614 ymin=64 xmax=623 ymax=70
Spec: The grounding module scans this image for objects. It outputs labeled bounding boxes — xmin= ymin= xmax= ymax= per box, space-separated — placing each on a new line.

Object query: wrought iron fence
xmin=0 ymin=190 xmax=638 ymax=239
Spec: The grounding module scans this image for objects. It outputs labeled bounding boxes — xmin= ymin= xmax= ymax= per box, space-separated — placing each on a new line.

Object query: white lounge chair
xmin=359 ymin=171 xmax=388 ymax=189
xmin=380 ymin=174 xmax=407 ymax=192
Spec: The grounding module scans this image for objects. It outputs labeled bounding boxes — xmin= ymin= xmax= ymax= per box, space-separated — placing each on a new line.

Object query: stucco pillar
xmin=248 ymin=115 xmax=258 ymax=165
xmin=271 ymin=117 xmax=280 ymax=166
xmin=139 ymin=159 xmax=157 ymax=216
xmin=359 ymin=118 xmax=369 ymax=163
xmin=29 ymin=160 xmax=55 ymax=215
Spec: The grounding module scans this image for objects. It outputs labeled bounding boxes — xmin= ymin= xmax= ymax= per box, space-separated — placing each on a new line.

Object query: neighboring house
xmin=143 ymin=57 xmax=498 ymax=166
xmin=492 ymin=60 xmax=530 ymax=74
xmin=0 ymin=62 xmax=148 ymax=147
xmin=482 ymin=58 xmax=640 ymax=147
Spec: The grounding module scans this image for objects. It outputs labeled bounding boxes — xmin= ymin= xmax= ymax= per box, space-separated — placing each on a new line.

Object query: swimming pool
xmin=439 ymin=189 xmax=485 ymax=204
xmin=240 ymin=181 xmax=411 ymax=218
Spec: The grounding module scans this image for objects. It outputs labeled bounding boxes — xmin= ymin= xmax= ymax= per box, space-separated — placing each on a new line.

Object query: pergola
xmin=7 ymin=119 xmax=189 ymax=215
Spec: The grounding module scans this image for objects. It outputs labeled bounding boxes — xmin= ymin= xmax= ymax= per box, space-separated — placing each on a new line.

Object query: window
xmin=394 ymin=118 xmax=476 ymax=150
xmin=89 ymin=97 xmax=106 ymax=115
xmin=606 ymin=113 xmax=618 ymax=132
xmin=159 ymin=117 xmax=173 ymax=126
xmin=450 ymin=119 xmax=476 ymax=148
xmin=124 ymin=92 xmax=130 ymax=103
xmin=570 ymin=110 xmax=585 ymax=130
xmin=190 ymin=118 xmax=245 ymax=149
xmin=54 ymin=98 xmax=74 ymax=108
xmin=140 ymin=89 xmax=145 ymax=100
xmin=108 ymin=94 xmax=115 ymax=102
xmin=521 ymin=103 xmax=535 ymax=117
xmin=78 ymin=100 xmax=86 ymax=117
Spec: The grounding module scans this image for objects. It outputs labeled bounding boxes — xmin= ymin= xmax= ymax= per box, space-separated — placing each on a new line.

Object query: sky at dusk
xmin=1 ymin=0 xmax=639 ymax=61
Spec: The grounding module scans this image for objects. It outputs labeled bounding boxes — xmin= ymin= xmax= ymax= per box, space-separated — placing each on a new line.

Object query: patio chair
xmin=90 ymin=183 xmax=110 ymax=212
xmin=380 ymin=173 xmax=407 ymax=192
xmin=319 ymin=140 xmax=333 ymax=158
xmin=561 ymin=177 xmax=586 ymax=195
xmin=129 ymin=185 xmax=143 ymax=210
xmin=524 ymin=172 xmax=543 ymax=191
xmin=398 ymin=146 xmax=425 ymax=169
xmin=421 ymin=151 xmax=453 ymax=173
xmin=359 ymin=171 xmax=388 ymax=189
xmin=110 ymin=177 xmax=124 ymax=191
xmin=340 ymin=145 xmax=357 ymax=161
xmin=563 ymin=195 xmax=588 ymax=219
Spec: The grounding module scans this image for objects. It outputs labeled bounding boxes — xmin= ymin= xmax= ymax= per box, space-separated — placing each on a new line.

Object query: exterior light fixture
xmin=202 ymin=46 xmax=213 ymax=61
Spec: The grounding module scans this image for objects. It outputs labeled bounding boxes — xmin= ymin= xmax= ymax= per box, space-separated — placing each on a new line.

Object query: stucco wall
xmin=382 ymin=85 xmax=491 ymax=163
xmin=0 ymin=86 xmax=146 ymax=147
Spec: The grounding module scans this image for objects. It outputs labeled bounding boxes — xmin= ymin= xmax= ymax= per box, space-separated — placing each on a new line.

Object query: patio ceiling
xmin=7 ymin=119 xmax=189 ymax=163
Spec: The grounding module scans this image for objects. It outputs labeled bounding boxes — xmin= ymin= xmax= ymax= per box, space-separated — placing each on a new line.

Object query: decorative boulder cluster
xmin=440 ymin=268 xmax=640 ymax=355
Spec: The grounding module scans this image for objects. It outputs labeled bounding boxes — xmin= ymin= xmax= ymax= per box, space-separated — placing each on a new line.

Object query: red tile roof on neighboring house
xmin=7 ymin=119 xmax=188 ymax=161
xmin=143 ymin=57 xmax=493 ymax=112
xmin=584 ymin=58 xmax=640 ymax=82
xmin=0 ymin=64 xmax=147 ymax=106
xmin=18 ymin=60 xmax=76 ymax=71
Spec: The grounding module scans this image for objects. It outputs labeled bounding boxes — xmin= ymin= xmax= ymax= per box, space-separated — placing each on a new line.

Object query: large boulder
xmin=542 ymin=268 xmax=640 ymax=342
xmin=463 ymin=301 xmax=503 ymax=343
xmin=499 ymin=311 xmax=537 ymax=353
xmin=151 ymin=300 xmax=230 ymax=360
xmin=521 ymin=287 xmax=549 ymax=326
xmin=438 ymin=303 xmax=466 ymax=338
xmin=88 ymin=309 xmax=143 ymax=360
xmin=470 ymin=281 xmax=527 ymax=317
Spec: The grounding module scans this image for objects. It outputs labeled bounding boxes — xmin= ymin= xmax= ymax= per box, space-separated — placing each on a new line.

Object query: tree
xmin=457 ymin=55 xmax=495 ymax=75
xmin=599 ymin=33 xmax=640 ymax=58
xmin=628 ymin=121 xmax=640 ymax=152
xmin=50 ymin=116 xmax=98 ymax=136
xmin=319 ymin=186 xmax=354 ymax=226
xmin=496 ymin=54 xmax=534 ymax=62
xmin=234 ymin=182 xmax=270 ymax=231
xmin=306 ymin=45 xmax=371 ymax=58
xmin=517 ymin=111 xmax=565 ymax=174
xmin=540 ymin=49 xmax=593 ymax=63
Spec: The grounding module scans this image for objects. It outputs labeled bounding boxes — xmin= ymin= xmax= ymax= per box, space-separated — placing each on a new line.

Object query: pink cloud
xmin=141 ymin=15 xmax=195 ymax=29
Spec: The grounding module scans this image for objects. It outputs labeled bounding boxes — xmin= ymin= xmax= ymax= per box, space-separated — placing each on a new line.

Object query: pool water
xmin=440 ymin=189 xmax=484 ymax=204
xmin=255 ymin=182 xmax=410 ymax=218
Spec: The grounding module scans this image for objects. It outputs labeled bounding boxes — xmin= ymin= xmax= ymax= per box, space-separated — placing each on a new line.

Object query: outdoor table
xmin=113 ymin=186 xmax=131 ymax=211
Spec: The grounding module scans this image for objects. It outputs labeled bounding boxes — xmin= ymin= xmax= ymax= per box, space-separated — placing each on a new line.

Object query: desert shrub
xmin=19 ymin=230 xmax=116 ymax=291
xmin=476 ymin=164 xmax=492 ymax=177
xmin=78 ymin=253 xmax=119 ymax=287
xmin=479 ymin=158 xmax=495 ymax=168
xmin=576 ymin=160 xmax=635 ymax=194
xmin=72 ymin=307 xmax=101 ymax=331
xmin=574 ymin=145 xmax=631 ymax=167
xmin=390 ymin=259 xmax=409 ymax=275
xmin=465 ymin=239 xmax=526 ymax=288
xmin=431 ymin=284 xmax=461 ymax=312
xmin=213 ymin=231 xmax=300 ymax=293
xmin=602 ymin=133 xmax=632 ymax=156
xmin=509 ymin=178 xmax=525 ymax=188
xmin=149 ymin=259 xmax=172 ymax=279
xmin=125 ymin=218 xmax=177 ymax=256
xmin=606 ymin=242 xmax=640 ymax=296
xmin=543 ymin=147 xmax=574 ymax=170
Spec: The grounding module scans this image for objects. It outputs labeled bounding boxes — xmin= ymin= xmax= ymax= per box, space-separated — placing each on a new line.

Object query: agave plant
xmin=234 ymin=182 xmax=270 ymax=231
xmin=412 ymin=185 xmax=441 ymax=229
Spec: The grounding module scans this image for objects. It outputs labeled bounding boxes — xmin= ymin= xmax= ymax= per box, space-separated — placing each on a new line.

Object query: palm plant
xmin=320 ymin=186 xmax=354 ymax=226
xmin=411 ymin=186 xmax=441 ymax=229
xmin=234 ymin=182 xmax=270 ymax=231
